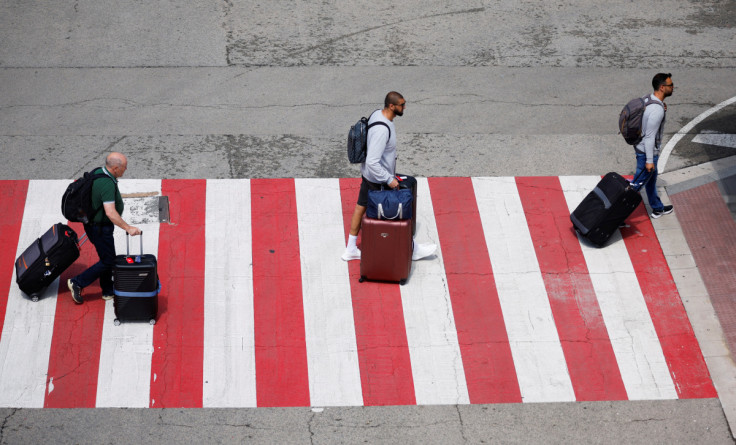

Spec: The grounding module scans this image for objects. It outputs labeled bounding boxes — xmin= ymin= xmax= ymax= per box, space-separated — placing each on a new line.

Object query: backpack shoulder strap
xmin=90 ymin=168 xmax=118 ymax=188
xmin=89 ymin=170 xmax=119 ymax=217
xmin=366 ymin=121 xmax=391 ymax=141
xmin=643 ymin=95 xmax=664 ymax=109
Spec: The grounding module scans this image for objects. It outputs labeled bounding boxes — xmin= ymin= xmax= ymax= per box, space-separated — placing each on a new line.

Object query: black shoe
xmin=67 ymin=279 xmax=83 ymax=304
xmin=651 ymin=205 xmax=674 ymax=219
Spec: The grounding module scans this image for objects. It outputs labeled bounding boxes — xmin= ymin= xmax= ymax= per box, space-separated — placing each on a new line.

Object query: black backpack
xmin=347 ymin=116 xmax=390 ymax=163
xmin=61 ymin=169 xmax=114 ymax=224
xmin=619 ymin=95 xmax=664 ymax=145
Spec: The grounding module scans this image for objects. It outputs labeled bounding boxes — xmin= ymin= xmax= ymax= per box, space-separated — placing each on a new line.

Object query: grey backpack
xmin=347 ymin=117 xmax=390 ymax=163
xmin=619 ymin=96 xmax=663 ymax=145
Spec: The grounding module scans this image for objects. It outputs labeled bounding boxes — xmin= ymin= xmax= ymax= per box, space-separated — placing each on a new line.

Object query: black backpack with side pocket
xmin=61 ymin=169 xmax=113 ymax=224
xmin=347 ymin=116 xmax=390 ymax=163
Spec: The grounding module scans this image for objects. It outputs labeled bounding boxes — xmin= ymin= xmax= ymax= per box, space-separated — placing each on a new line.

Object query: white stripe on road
xmin=559 ymin=176 xmax=677 ymax=400
xmin=203 ymin=179 xmax=257 ymax=407
xmin=692 ymin=132 xmax=736 ymax=149
xmin=0 ymin=180 xmax=69 ymax=407
xmin=400 ymin=178 xmax=469 ymax=405
xmin=472 ymin=177 xmax=575 ymax=403
xmin=95 ymin=179 xmax=161 ymax=408
xmin=295 ymin=178 xmax=363 ymax=407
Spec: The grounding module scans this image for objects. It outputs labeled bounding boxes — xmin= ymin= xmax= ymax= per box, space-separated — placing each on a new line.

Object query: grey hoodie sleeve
xmin=364 ymin=125 xmax=392 ymax=185
xmin=640 ymin=104 xmax=665 ymax=164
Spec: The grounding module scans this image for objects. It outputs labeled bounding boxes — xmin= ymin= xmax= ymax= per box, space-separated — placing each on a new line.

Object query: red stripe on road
xmin=620 ymin=204 xmax=717 ymax=398
xmin=339 ymin=178 xmax=416 ymax=406
xmin=44 ymin=222 xmax=106 ymax=408
xmin=251 ymin=178 xmax=310 ymax=407
xmin=151 ymin=179 xmax=207 ymax=408
xmin=0 ymin=181 xmax=29 ymax=342
xmin=516 ymin=177 xmax=627 ymax=401
xmin=428 ymin=177 xmax=521 ymax=404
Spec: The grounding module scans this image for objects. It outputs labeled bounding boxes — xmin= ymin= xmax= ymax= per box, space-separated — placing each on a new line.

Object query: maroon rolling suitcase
xmin=359 ymin=215 xmax=412 ymax=285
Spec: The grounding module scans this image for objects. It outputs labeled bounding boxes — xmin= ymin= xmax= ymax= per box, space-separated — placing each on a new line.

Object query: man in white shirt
xmin=634 ymin=73 xmax=675 ymax=218
xmin=342 ymin=91 xmax=436 ymax=261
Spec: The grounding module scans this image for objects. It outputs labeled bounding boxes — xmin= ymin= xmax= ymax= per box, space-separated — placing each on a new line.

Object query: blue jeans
xmin=72 ymin=224 xmax=115 ymax=295
xmin=633 ymin=152 xmax=663 ymax=212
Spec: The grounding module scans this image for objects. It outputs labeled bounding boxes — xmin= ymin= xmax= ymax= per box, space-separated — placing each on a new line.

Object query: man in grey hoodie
xmin=342 ymin=91 xmax=436 ymax=262
xmin=634 ymin=73 xmax=675 ymax=218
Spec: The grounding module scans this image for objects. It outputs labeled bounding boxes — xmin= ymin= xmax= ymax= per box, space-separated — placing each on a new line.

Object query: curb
xmin=659 ymin=155 xmax=736 ymax=196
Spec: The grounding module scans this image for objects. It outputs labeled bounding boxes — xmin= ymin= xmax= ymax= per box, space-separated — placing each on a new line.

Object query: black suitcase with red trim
xmin=15 ymin=223 xmax=81 ymax=301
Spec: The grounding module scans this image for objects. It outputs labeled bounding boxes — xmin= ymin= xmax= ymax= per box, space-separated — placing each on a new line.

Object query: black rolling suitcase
xmin=15 ymin=223 xmax=82 ymax=302
xmin=570 ymin=172 xmax=646 ymax=247
xmin=113 ymin=233 xmax=159 ymax=325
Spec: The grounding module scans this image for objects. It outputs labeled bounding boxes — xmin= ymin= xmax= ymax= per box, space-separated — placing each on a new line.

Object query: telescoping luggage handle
xmin=629 ymin=169 xmax=654 ymax=192
xmin=125 ymin=231 xmax=144 ymax=258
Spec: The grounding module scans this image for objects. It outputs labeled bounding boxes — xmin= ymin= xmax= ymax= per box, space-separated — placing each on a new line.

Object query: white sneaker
xmin=412 ymin=243 xmax=437 ymax=261
xmin=341 ymin=248 xmax=361 ymax=261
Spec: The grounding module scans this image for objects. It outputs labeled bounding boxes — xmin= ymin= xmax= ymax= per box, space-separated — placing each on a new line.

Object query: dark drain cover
xmin=158 ymin=196 xmax=170 ymax=223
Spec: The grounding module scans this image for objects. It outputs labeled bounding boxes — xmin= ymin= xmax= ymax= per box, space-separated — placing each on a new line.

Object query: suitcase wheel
xmin=400 ymin=279 xmax=407 ymax=285
xmin=31 ymin=295 xmax=39 ymax=302
xmin=149 ymin=319 xmax=156 ymax=325
xmin=114 ymin=319 xmax=121 ymax=326
xmin=359 ymin=276 xmax=365 ymax=283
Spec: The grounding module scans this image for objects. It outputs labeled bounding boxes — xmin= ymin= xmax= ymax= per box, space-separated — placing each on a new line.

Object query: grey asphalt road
xmin=2 ymin=67 xmax=735 ymax=181
xmin=1 ymin=1 xmax=735 ymax=443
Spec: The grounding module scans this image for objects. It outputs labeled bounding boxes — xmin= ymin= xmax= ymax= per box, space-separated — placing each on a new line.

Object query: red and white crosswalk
xmin=0 ymin=177 xmax=716 ymax=408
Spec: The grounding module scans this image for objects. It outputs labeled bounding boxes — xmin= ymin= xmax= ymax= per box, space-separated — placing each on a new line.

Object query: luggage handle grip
xmin=379 ymin=180 xmax=411 ymax=191
xmin=377 ymin=203 xmax=403 ymax=220
xmin=125 ymin=231 xmax=144 ymax=256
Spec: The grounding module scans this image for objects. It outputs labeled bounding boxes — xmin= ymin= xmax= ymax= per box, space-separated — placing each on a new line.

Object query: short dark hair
xmin=652 ymin=73 xmax=672 ymax=90
xmin=384 ymin=91 xmax=404 ymax=108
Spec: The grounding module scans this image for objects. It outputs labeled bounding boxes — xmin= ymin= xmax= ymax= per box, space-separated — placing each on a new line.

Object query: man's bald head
xmin=106 ymin=152 xmax=128 ymax=178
